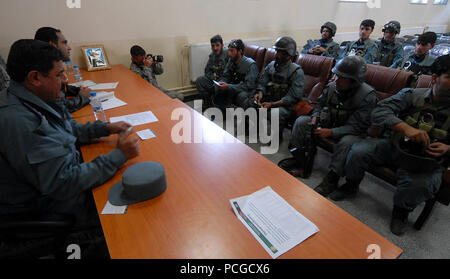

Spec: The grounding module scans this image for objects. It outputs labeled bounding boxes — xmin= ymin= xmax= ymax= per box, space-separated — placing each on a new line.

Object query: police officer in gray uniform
xmin=253 ymin=36 xmax=305 ymax=134
xmin=280 ymin=56 xmax=378 ymax=189
xmin=302 ymin=22 xmax=341 ymax=59
xmin=35 ymin=27 xmax=91 ymax=113
xmin=130 ymin=45 xmax=184 ymax=101
xmin=213 ymin=39 xmax=259 ymax=110
xmin=342 ymin=55 xmax=450 ymax=236
xmin=0 ymin=40 xmax=140 ymax=244
xmin=374 ymin=21 xmax=405 ymax=68
xmin=393 ymin=32 xmax=437 ymax=76
xmin=338 ymin=19 xmax=379 ymax=64
xmin=0 ymin=55 xmax=9 ymax=91
xmin=196 ymin=35 xmax=229 ymax=110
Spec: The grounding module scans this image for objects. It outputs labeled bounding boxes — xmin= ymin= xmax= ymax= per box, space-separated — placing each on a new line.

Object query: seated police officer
xmin=0 ymin=40 xmax=140 ymax=256
xmin=393 ymin=32 xmax=437 ymax=76
xmin=342 ymin=55 xmax=450 ymax=236
xmin=301 ymin=22 xmax=341 ymax=59
xmin=338 ymin=19 xmax=379 ymax=64
xmin=374 ymin=21 xmax=405 ymax=68
xmin=130 ymin=45 xmax=184 ymax=101
xmin=279 ymin=56 xmax=378 ymax=190
xmin=196 ymin=35 xmax=229 ymax=111
xmin=213 ymin=39 xmax=259 ymax=110
xmin=35 ymin=27 xmax=91 ymax=113
xmin=253 ymin=37 xmax=305 ymax=137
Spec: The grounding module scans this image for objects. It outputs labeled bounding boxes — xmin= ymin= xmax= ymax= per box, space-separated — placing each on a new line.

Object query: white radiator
xmin=425 ymin=25 xmax=448 ymax=34
xmin=334 ymin=32 xmax=360 ymax=44
xmin=400 ymin=26 xmax=425 ymax=37
xmin=189 ymin=37 xmax=273 ymax=82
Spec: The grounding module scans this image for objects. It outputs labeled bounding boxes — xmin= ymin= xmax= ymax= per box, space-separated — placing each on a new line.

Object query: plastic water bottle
xmin=73 ymin=65 xmax=83 ymax=82
xmin=65 ymin=61 xmax=73 ymax=75
xmin=90 ymin=92 xmax=106 ymax=122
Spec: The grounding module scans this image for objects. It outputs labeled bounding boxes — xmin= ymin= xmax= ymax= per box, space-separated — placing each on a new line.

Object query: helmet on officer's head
xmin=382 ymin=21 xmax=401 ymax=34
xmin=321 ymin=22 xmax=337 ymax=37
xmin=396 ymin=139 xmax=440 ymax=173
xmin=274 ymin=36 xmax=298 ymax=57
xmin=332 ymin=56 xmax=367 ymax=84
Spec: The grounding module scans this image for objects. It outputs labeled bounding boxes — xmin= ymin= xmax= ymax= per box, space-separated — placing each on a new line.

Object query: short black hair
xmin=431 ymin=54 xmax=450 ymax=76
xmin=34 ymin=27 xmax=61 ymax=44
xmin=7 ymin=39 xmax=64 ymax=83
xmin=210 ymin=35 xmax=223 ymax=45
xmin=360 ymin=19 xmax=375 ymax=30
xmin=418 ymin=32 xmax=437 ymax=45
xmin=130 ymin=45 xmax=146 ymax=57
xmin=228 ymin=39 xmax=245 ymax=53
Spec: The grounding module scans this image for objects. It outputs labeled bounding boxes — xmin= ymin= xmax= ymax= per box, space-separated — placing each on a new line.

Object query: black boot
xmin=390 ymin=206 xmax=410 ymax=236
xmin=314 ymin=170 xmax=340 ymax=197
xmin=329 ymin=179 xmax=361 ymax=201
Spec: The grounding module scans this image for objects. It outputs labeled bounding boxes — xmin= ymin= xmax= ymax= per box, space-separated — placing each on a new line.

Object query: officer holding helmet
xmin=342 ymin=55 xmax=450 ymax=236
xmin=301 ymin=22 xmax=341 ymax=59
xmin=253 ymin=36 xmax=306 ymax=136
xmin=279 ymin=56 xmax=378 ymax=185
xmin=374 ymin=21 xmax=405 ymax=68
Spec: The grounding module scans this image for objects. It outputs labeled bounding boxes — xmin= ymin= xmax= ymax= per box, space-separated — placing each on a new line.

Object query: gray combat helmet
xmin=396 ymin=139 xmax=440 ymax=173
xmin=321 ymin=22 xmax=337 ymax=37
xmin=274 ymin=36 xmax=298 ymax=57
xmin=383 ymin=21 xmax=401 ymax=34
xmin=332 ymin=56 xmax=367 ymax=84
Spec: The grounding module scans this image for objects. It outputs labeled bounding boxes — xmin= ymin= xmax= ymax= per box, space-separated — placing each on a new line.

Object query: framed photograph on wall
xmin=81 ymin=45 xmax=111 ymax=71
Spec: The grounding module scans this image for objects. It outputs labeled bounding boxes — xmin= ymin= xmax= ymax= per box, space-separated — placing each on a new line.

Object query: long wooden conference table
xmin=71 ymin=64 xmax=402 ymax=259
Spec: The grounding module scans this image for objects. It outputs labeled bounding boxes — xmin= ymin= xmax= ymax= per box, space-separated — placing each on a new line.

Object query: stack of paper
xmin=230 ymin=186 xmax=319 ymax=258
xmin=69 ymin=80 xmax=97 ymax=88
xmin=109 ymin=111 xmax=158 ymax=126
xmin=90 ymin=91 xmax=127 ymax=111
xmin=89 ymin=82 xmax=119 ymax=91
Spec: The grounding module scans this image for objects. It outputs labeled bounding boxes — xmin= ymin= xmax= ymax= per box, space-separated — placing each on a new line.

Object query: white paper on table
xmin=90 ymin=91 xmax=127 ymax=111
xmin=89 ymin=82 xmax=119 ymax=90
xmin=69 ymin=80 xmax=97 ymax=87
xmin=91 ymin=91 xmax=115 ymax=102
xmin=101 ymin=201 xmax=128 ymax=215
xmin=137 ymin=129 xmax=157 ymax=140
xmin=109 ymin=111 xmax=158 ymax=127
xmin=230 ymin=186 xmax=319 ymax=259
xmin=101 ymin=98 xmax=127 ymax=111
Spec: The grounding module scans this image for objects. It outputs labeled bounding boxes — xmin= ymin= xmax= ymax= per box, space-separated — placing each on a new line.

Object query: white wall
xmin=0 ymin=0 xmax=449 ymax=88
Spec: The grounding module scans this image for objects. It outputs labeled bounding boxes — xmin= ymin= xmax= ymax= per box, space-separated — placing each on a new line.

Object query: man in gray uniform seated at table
xmin=0 ymin=39 xmax=140 ymax=258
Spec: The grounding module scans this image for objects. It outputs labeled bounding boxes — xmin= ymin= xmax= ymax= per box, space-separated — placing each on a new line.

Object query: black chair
xmin=0 ymin=213 xmax=75 ymax=259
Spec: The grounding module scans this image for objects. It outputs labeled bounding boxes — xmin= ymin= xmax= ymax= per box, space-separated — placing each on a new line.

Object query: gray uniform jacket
xmin=0 ymin=81 xmax=127 ymax=218
xmin=204 ymin=49 xmax=229 ymax=81
xmin=338 ymin=39 xmax=379 ymax=64
xmin=257 ymin=61 xmax=306 ymax=107
xmin=392 ymin=53 xmax=436 ymax=75
xmin=374 ymin=39 xmax=405 ymax=68
xmin=312 ymin=82 xmax=378 ymax=138
xmin=130 ymin=62 xmax=164 ymax=89
xmin=62 ymin=84 xmax=90 ymax=113
xmin=372 ymin=88 xmax=434 ymax=130
xmin=220 ymin=55 xmax=259 ymax=94
xmin=301 ymin=39 xmax=341 ymax=59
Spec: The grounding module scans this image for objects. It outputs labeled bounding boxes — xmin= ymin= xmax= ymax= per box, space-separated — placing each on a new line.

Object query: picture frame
xmin=80 ymin=45 xmax=111 ymax=71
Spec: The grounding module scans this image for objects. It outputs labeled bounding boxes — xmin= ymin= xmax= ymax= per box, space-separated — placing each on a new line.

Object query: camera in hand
xmin=147 ymin=54 xmax=164 ymax=63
